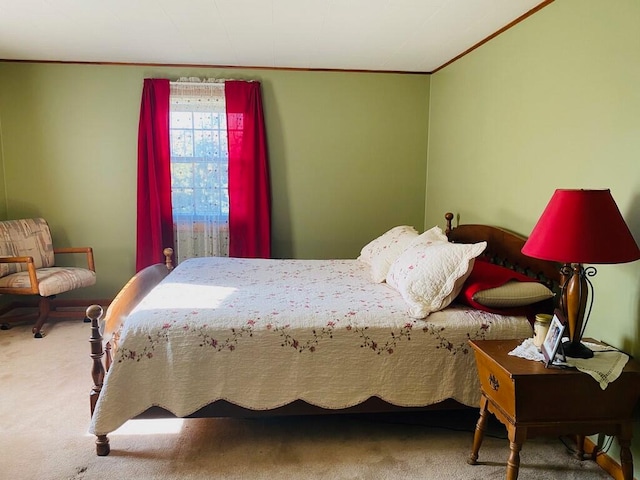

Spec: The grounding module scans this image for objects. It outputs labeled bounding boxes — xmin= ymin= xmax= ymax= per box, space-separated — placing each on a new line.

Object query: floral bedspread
xmin=90 ymin=257 xmax=532 ymax=435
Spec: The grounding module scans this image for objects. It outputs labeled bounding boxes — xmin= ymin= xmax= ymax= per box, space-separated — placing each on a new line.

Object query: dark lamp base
xmin=563 ymin=340 xmax=594 ymax=359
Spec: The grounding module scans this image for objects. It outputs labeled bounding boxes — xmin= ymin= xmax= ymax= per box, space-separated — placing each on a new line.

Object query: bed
xmin=87 ymin=213 xmax=561 ymax=456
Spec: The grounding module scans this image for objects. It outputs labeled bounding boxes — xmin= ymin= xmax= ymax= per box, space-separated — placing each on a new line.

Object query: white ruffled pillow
xmin=358 ymin=226 xmax=449 ymax=283
xmin=410 ymin=226 xmax=449 ymax=247
xmin=387 ymin=241 xmax=487 ymax=318
xmin=357 ymin=226 xmax=419 ymax=282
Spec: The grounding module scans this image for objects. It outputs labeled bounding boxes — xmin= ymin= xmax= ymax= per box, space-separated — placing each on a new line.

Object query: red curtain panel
xmin=225 ymin=81 xmax=271 ymax=258
xmin=136 ymin=78 xmax=174 ymax=272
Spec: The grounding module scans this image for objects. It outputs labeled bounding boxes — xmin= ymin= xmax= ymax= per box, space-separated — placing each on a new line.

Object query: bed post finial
xmin=163 ymin=248 xmax=174 ymax=271
xmin=445 ymin=212 xmax=454 ymax=235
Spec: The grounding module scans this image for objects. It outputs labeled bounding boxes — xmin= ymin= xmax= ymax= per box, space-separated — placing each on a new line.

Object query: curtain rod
xmin=171 ymin=78 xmax=257 ymax=85
xmin=171 ymin=81 xmax=225 ymax=85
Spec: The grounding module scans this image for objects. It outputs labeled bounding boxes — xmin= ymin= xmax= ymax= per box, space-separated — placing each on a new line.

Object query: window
xmin=136 ymin=78 xmax=270 ymax=271
xmin=170 ymin=83 xmax=229 ymax=220
xmin=169 ymin=82 xmax=230 ymax=261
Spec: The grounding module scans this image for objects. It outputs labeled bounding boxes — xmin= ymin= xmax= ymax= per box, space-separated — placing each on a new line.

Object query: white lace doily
xmin=509 ymin=337 xmax=628 ymax=390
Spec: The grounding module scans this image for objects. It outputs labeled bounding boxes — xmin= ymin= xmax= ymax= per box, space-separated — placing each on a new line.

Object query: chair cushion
xmin=0 ymin=267 xmax=96 ymax=297
xmin=0 ymin=218 xmax=54 ymax=277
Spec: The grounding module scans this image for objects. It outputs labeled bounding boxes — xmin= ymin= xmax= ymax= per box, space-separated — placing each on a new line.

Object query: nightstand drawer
xmin=474 ymin=349 xmax=516 ymax=417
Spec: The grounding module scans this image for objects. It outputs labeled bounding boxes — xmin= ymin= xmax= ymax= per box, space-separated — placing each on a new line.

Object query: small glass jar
xmin=533 ymin=313 xmax=552 ymax=349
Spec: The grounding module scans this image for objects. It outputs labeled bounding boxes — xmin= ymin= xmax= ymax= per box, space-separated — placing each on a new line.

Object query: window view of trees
xmin=170 ymin=110 xmax=229 ymax=218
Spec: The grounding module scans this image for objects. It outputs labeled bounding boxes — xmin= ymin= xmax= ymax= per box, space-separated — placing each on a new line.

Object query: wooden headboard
xmin=444 ymin=212 xmax=561 ymax=294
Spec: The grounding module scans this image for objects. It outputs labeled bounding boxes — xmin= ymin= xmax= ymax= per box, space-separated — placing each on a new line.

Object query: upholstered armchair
xmin=0 ymin=218 xmax=96 ymax=337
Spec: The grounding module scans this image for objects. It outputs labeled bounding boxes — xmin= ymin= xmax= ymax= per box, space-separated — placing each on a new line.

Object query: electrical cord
xmin=559 ymin=434 xmax=615 ymax=458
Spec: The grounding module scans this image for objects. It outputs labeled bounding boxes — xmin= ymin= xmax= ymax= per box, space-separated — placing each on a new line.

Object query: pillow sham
xmin=358 ymin=225 xmax=451 ymax=283
xmin=386 ymin=241 xmax=487 ymax=319
xmin=358 ymin=225 xmax=418 ymax=268
xmin=410 ymin=225 xmax=449 ymax=247
xmin=364 ymin=225 xmax=449 ymax=283
xmin=457 ymin=259 xmax=554 ymax=313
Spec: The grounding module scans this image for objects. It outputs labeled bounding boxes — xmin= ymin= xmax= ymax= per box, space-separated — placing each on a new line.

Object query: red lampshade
xmin=522 ymin=189 xmax=640 ymax=264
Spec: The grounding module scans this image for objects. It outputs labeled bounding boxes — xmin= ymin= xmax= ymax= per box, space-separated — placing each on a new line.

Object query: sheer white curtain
xmin=170 ymin=79 xmax=230 ymax=264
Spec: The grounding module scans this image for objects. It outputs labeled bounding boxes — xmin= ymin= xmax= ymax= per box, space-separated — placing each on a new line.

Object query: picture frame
xmin=541 ymin=308 xmax=566 ymax=367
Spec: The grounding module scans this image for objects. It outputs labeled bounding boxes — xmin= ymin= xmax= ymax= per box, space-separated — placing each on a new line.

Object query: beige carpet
xmin=0 ymin=318 xmax=613 ymax=480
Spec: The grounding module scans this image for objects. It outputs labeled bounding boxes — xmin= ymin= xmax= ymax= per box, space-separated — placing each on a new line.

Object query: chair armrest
xmin=54 ymin=247 xmax=95 ymax=272
xmin=0 ymin=256 xmax=39 ymax=294
xmin=0 ymin=256 xmax=36 ymax=264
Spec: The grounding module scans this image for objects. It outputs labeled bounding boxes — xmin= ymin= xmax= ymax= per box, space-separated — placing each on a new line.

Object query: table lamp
xmin=521 ymin=189 xmax=640 ymax=359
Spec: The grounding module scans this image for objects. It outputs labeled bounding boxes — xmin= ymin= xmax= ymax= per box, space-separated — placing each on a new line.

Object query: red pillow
xmin=457 ymin=259 xmax=548 ymax=319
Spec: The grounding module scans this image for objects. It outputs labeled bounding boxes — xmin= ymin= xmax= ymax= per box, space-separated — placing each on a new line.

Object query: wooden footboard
xmin=87 ymin=248 xmax=174 ymax=456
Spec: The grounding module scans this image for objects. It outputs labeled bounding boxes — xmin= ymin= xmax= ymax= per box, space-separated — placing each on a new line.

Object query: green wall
xmin=427 ymin=0 xmax=640 ymax=471
xmin=0 ymin=64 xmax=430 ymax=299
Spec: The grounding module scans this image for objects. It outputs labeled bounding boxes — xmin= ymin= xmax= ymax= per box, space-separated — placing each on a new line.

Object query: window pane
xmin=171 ymin=130 xmax=194 ymax=157
xmin=212 ymin=131 xmax=225 ymax=159
xmin=171 ymin=111 xmax=193 ymax=129
xmin=193 ymin=112 xmax=213 ymax=129
xmin=171 ymin=163 xmax=193 ymax=188
xmin=210 ymin=112 xmax=226 ymax=130
xmin=194 ymin=130 xmax=214 ymax=158
xmin=171 ymin=189 xmax=194 ymax=216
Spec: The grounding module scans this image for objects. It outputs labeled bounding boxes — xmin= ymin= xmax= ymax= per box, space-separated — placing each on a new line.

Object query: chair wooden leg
xmin=32 ymin=297 xmax=51 ymax=338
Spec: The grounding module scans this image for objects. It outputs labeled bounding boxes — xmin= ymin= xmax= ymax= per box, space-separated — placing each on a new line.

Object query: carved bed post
xmin=87 ymin=304 xmax=110 ymax=456
xmin=445 ymin=212 xmax=454 ymax=235
xmin=163 ymin=247 xmax=174 ymax=271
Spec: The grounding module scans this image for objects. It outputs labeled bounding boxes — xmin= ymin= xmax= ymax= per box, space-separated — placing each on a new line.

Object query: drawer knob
xmin=489 ymin=373 xmax=500 ymax=391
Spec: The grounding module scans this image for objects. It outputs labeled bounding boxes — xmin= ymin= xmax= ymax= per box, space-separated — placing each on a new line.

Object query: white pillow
xmin=410 ymin=226 xmax=449 ymax=247
xmin=387 ymin=241 xmax=487 ymax=319
xmin=357 ymin=226 xmax=419 ymax=282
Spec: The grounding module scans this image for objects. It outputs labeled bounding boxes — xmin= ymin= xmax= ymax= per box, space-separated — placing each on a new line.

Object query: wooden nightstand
xmin=468 ymin=338 xmax=640 ymax=480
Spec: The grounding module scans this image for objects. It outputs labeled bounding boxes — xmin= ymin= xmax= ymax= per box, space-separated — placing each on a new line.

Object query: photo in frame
xmin=542 ymin=308 xmax=566 ymax=367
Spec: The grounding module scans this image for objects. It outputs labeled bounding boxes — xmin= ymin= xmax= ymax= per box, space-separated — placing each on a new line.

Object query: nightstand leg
xmin=467 ymin=394 xmax=489 ymax=465
xmin=506 ymin=427 xmax=525 ymax=480
xmin=619 ymin=423 xmax=634 ymax=480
